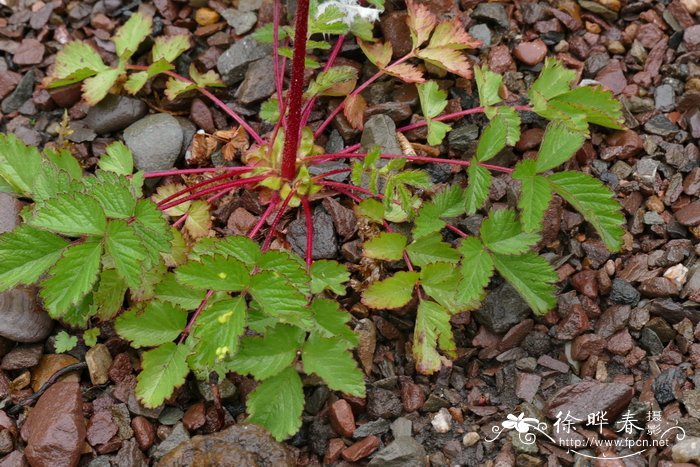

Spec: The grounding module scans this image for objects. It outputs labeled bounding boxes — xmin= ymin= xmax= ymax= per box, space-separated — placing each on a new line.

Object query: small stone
xmin=227 ymin=208 xmax=256 ymax=236
xmin=380 ymin=11 xmax=412 ymax=58
xmin=555 ymin=304 xmax=589 ymax=340
xmin=361 ymin=114 xmax=403 ymax=154
xmin=329 ymin=400 xmax=355 ymax=438
xmin=124 ymin=114 xmax=184 ymax=172
xmin=400 ymin=381 xmax=425 ymax=413
xmin=472 ymin=3 xmax=509 ymax=28
xmin=544 ymin=381 xmax=633 ymax=421
xmin=287 ymin=208 xmax=338 ymax=260
xmin=342 ymin=436 xmax=380 ymax=462
xmin=571 ymin=334 xmax=606 ymax=360
xmin=1 ymin=71 xmax=34 ymax=114
xmin=368 ymin=389 xmax=402 ymax=419
xmin=391 ymin=418 xmax=412 ymax=438
xmin=353 ymin=419 xmax=390 ymax=438
xmin=13 ymin=39 xmax=44 ymax=65
xmin=182 ymin=403 xmax=205 ymax=432
xmin=1 ymin=344 xmax=42 ymax=371
xmin=30 ymin=354 xmax=80 ymax=391
xmin=468 ymin=24 xmax=491 ymax=48
xmin=640 ymin=277 xmax=680 ymax=298
xmin=609 ymin=278 xmax=641 ymax=305
xmin=513 ymin=40 xmax=547 ymax=65
xmin=665 ymin=264 xmax=689 ymax=287
xmin=655 ymin=84 xmax=675 ymax=112
xmin=87 ymin=411 xmax=118 ymax=447
xmin=0 ymin=287 xmax=53 ymax=344
xmin=676 ymin=202 xmax=700 ymax=226
xmin=639 ymin=327 xmax=664 ymax=355
xmin=488 ymin=44 xmax=514 ymax=74
xmin=86 ymin=344 xmax=113 ymax=386
xmin=653 ymin=367 xmax=683 ymax=405
xmin=235 ymin=56 xmax=276 ymax=105
xmin=673 ymin=437 xmax=700 ymax=463
xmin=474 ymin=283 xmax=532 ymax=334
xmin=217 ymin=37 xmax=271 ymax=85
xmin=463 ymin=432 xmax=480 ymax=447
xmin=367 ymin=436 xmax=426 ymax=467
xmin=152 ymin=423 xmax=190 ymax=460
xmin=131 ymin=416 xmax=155 ymax=451
xmin=515 ymin=371 xmax=541 ymax=403
xmin=644 ymin=115 xmax=679 ymax=137
xmin=195 ymin=7 xmax=220 ymax=26
xmin=431 ymin=408 xmax=452 ymax=433
xmin=570 ymin=270 xmax=598 ymax=299
xmin=683 ymin=390 xmax=700 ymax=418
xmin=84 ymin=95 xmax=148 ymax=134
xmin=606 ymin=329 xmax=633 ymax=355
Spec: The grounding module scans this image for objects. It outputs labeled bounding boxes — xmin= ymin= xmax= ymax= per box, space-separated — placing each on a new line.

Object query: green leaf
xmin=420 ymin=262 xmax=477 ymax=311
xmin=535 ymin=121 xmax=587 ymax=173
xmin=132 ymin=199 xmax=173 ymax=267
xmin=475 ymin=117 xmax=506 ymax=162
xmin=417 ymin=81 xmax=448 ymax=119
xmin=105 ymin=220 xmax=149 ymax=289
xmin=480 ymin=209 xmax=540 ymax=255
xmin=61 ymin=293 xmax=94 ymax=327
xmin=309 ymin=298 xmax=358 ymax=347
xmin=528 ymin=57 xmax=577 ymax=102
xmin=32 ymin=162 xmax=72 ymax=203
xmin=165 ymin=77 xmax=197 ymax=100
xmin=249 ymin=271 xmax=310 ymax=326
xmin=475 ymin=65 xmax=502 ymax=107
xmin=40 ymin=240 xmax=102 ymax=318
xmin=550 ymin=86 xmax=624 ymax=130
xmin=184 ymin=200 xmax=211 ymax=239
xmin=512 ymin=161 xmax=553 ymax=233
xmin=414 ymin=300 xmax=455 ymax=374
xmin=115 ymin=300 xmax=187 ymax=348
xmin=406 ymin=233 xmax=460 ymax=267
xmin=246 ymin=367 xmax=304 ymax=441
xmin=363 ymin=232 xmax=407 ymax=261
xmin=0 ymin=133 xmax=42 ymax=195
xmin=229 ymin=325 xmax=304 ymax=380
xmin=82 ymin=69 xmax=121 ymax=106
xmin=55 ymin=331 xmax=78 ymax=353
xmin=302 ymin=334 xmax=365 ymax=395
xmin=0 ymin=226 xmax=69 ymax=289
xmin=427 ymin=120 xmax=451 ymax=146
xmin=362 ymin=271 xmax=419 ymax=309
xmin=189 ymin=65 xmax=224 ymax=88
xmin=188 ymin=297 xmax=246 ymax=375
xmin=99 ymin=142 xmax=133 ymax=176
xmin=43 ymin=148 xmax=82 ymax=180
xmin=464 ymin=163 xmax=492 ymax=215
xmin=413 ymin=186 xmax=464 ymax=238
xmin=152 ymin=34 xmax=190 ymax=62
xmin=354 ymin=198 xmax=384 ymax=224
xmin=49 ymin=41 xmax=108 ymax=86
xmin=260 ymin=98 xmax=280 ymax=124
xmin=547 ymin=171 xmax=625 ymax=252
xmin=310 ymin=260 xmax=349 ymax=295
xmin=492 ymin=252 xmax=557 ymax=315
xmin=91 ymin=269 xmax=127 ymax=320
xmin=175 ymin=254 xmax=250 ymax=291
xmin=136 ymin=342 xmax=189 ymax=408
xmin=257 ymin=250 xmax=309 ymax=294
xmin=455 ymin=237 xmax=493 ymax=305
xmin=113 ymin=11 xmax=152 ymax=61
xmin=155 ymin=273 xmax=207 ymax=310
xmin=251 ymin=23 xmax=288 ymax=44
xmin=81 ymin=171 xmax=136 ymax=219
xmin=304 ymin=66 xmax=358 ymax=98
xmin=124 ymin=72 xmax=149 ymax=95
xmin=406 ymin=0 xmax=436 ymax=48
xmin=83 ymin=328 xmax=100 ymax=347
xmin=29 ymin=193 xmax=107 ymax=236
xmin=193 ymin=235 xmax=260 ymax=266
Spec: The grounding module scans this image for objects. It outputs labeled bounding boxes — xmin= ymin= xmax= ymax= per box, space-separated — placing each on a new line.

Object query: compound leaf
xmin=113 ymin=11 xmax=152 ymax=61
xmin=512 ymin=160 xmax=553 ymax=233
xmin=455 ymin=237 xmax=493 ymax=305
xmin=0 ymin=226 xmax=69 ymax=289
xmin=363 ymin=232 xmax=407 ymax=261
xmin=362 ymin=271 xmax=419 ymax=309
xmin=464 ymin=163 xmax=491 ymax=215
xmin=0 ymin=133 xmax=42 ymax=195
xmin=92 ymin=269 xmax=128 ymax=320
xmin=49 ymin=41 xmax=108 ymax=86
xmin=492 ymin=252 xmax=557 ymax=315
xmin=406 ymin=233 xmax=460 ymax=267
xmin=480 ymin=208 xmax=540 ymax=255
xmin=99 ymin=142 xmax=133 ymax=176
xmin=302 ymin=334 xmax=365 ymax=396
xmin=310 ymin=260 xmax=349 ymax=295
xmin=30 ymin=193 xmax=107 ymax=237
xmin=249 ymin=271 xmax=310 ymax=326
xmin=246 ymin=367 xmax=304 ymax=441
xmin=105 ymin=220 xmax=149 ymax=289
xmin=152 ymin=34 xmax=190 ymax=63
xmin=309 ymin=298 xmax=358 ymax=347
xmin=116 ymin=300 xmax=187 ymax=348
xmin=535 ymin=121 xmax=587 ymax=173
xmin=551 ymin=86 xmax=624 ymax=130
xmin=414 ymin=300 xmax=455 ymax=375
xmin=475 ymin=65 xmax=502 ymax=107
xmin=228 ymin=324 xmax=304 ymax=380
xmin=528 ymin=57 xmax=577 ymax=102
xmin=82 ymin=69 xmax=121 ymax=106
xmin=136 ymin=342 xmax=189 ymax=408
xmin=175 ymin=254 xmax=250 ymax=291
xmin=417 ymin=81 xmax=448 ymax=119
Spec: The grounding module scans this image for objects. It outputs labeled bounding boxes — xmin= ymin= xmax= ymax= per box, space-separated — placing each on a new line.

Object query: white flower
xmin=316 ymin=0 xmax=383 ymax=26
xmin=502 ymin=413 xmax=540 ymax=433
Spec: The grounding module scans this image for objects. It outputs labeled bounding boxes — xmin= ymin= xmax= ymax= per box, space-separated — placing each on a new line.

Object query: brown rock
xmin=190 ymin=98 xmax=215 ymax=134
xmin=595 ymin=60 xmax=627 ymax=95
xmin=48 ymin=84 xmax=82 ymax=108
xmin=0 ymin=287 xmax=53 ymax=344
xmin=13 ymin=39 xmax=44 ymax=65
xmin=607 ymin=329 xmax=633 ymax=355
xmin=545 ymin=381 xmax=633 ymax=421
xmin=570 ymin=270 xmax=599 ymax=299
xmin=0 ymin=451 xmax=27 ymax=467
xmin=555 ymin=304 xmax=589 ymax=340
xmin=513 ymin=40 xmax=547 ymax=65
xmin=515 ymin=128 xmax=544 ymax=152
xmin=131 ymin=416 xmax=155 ymax=451
xmin=380 ymin=11 xmax=412 ymax=58
xmin=324 ymin=438 xmax=345 ymax=465
xmin=108 ymin=353 xmax=133 ymax=384
xmin=23 ymin=382 xmax=85 ymax=467
xmin=676 ymin=202 xmax=700 ymax=226
xmin=488 ymin=45 xmax=514 ymax=74
xmin=322 ymin=197 xmax=356 ymax=240
xmin=515 ymin=371 xmax=541 ymax=403
xmin=640 ymin=277 xmax=680 ymax=298
xmin=341 ymin=436 xmax=380 ymax=462
xmin=329 ymin=400 xmax=355 ymax=437
xmin=30 ymin=354 xmax=80 ymax=392
xmin=87 ymin=411 xmax=118 ymax=447
xmin=498 ymin=319 xmax=533 ymax=351
xmin=0 ymin=72 xmax=20 ymax=100
xmin=86 ymin=344 xmax=113 ymax=386
xmin=1 ymin=345 xmax=42 ymax=371
xmin=400 ymin=381 xmax=425 ymax=413
xmin=182 ymin=402 xmax=206 ymax=432
xmin=227 ymin=208 xmax=257 ymax=236
xmin=571 ymin=334 xmax=606 ymax=360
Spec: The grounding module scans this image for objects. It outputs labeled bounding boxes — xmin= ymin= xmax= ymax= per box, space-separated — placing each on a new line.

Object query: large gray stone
xmin=235 ymin=56 xmax=276 ymax=105
xmin=368 ymin=436 xmax=426 ymax=467
xmin=217 ymin=36 xmax=271 ymax=85
xmin=287 ymin=208 xmax=338 ymax=260
xmin=84 ymin=94 xmax=148 ymax=134
xmin=361 ymin=114 xmax=402 ymax=155
xmin=474 ymin=283 xmax=532 ymax=334
xmin=1 ymin=70 xmax=34 ymax=113
xmin=123 ymin=113 xmax=184 ymax=172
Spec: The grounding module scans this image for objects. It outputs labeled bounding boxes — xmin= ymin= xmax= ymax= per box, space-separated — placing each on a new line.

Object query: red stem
xmin=173 ymin=187 xmax=237 ymax=229
xmin=262 ymin=188 xmax=297 ymax=251
xmin=156 ymin=171 xmax=252 ymax=208
xmin=300 ymin=35 xmax=346 ymax=128
xmin=396 ymin=104 xmax=533 ymax=133
xmin=280 ymin=0 xmax=311 ymax=181
xmin=301 ymin=196 xmax=313 ymax=267
xmin=248 ymin=197 xmax=279 ymax=238
xmin=310 ymin=167 xmax=351 ymax=181
xmin=332 ymin=186 xmax=362 ymax=203
xmin=273 ymin=0 xmax=284 ymax=116
xmin=179 ymin=289 xmax=214 ymax=343
xmin=144 ymin=166 xmax=253 ymax=179
xmin=306 ymin=152 xmax=513 ymax=173
xmin=158 ymin=175 xmax=267 ymax=211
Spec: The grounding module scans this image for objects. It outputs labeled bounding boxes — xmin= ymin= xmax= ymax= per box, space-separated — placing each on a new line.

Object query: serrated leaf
xmin=257 ymin=250 xmax=309 ymax=294
xmin=190 ymin=64 xmax=224 ymax=88
xmin=406 ymin=233 xmax=460 ymax=267
xmin=492 ymin=252 xmax=557 ymax=315
xmin=344 ymin=94 xmax=366 ymax=130
xmin=309 ymin=298 xmax=358 ymax=346
xmin=49 ymin=41 xmax=108 ymax=86
xmin=358 ymin=40 xmax=392 ymax=68
xmin=155 ymin=273 xmax=208 ymax=309
xmin=105 ymin=220 xmax=148 ymax=289
xmin=194 ymin=235 xmax=261 ymax=266
xmin=427 ymin=120 xmax=451 ymax=146
xmin=512 ymin=160 xmax=553 ymax=233
xmin=547 ymin=171 xmax=625 ymax=252
xmin=249 ymin=271 xmax=310 ymax=325
xmin=82 ymin=69 xmax=121 ymax=106
xmin=229 ymin=325 xmax=304 ymax=380
xmin=251 ymin=23 xmax=288 ymax=44
xmin=184 ymin=200 xmax=211 ymax=239
xmin=137 ymin=342 xmax=189 ymax=408
xmin=528 ymin=57 xmax=577 ymax=102
xmin=41 ymin=240 xmax=102 ymax=318
xmin=475 ymin=117 xmax=506 ymax=162
xmin=124 ymin=71 xmax=148 ymax=95
xmin=550 ymin=86 xmax=624 ymax=130
xmin=302 ymin=334 xmax=365 ymax=395
xmin=363 ymin=232 xmax=407 ymax=261
xmin=30 ymin=193 xmax=107 ymax=236
xmin=464 ymin=163 xmax=491 ymax=214
xmin=428 ymin=19 xmax=481 ymax=50
xmin=417 ymin=81 xmax=448 ymax=119
xmin=406 ymin=0 xmax=436 ymax=48
xmin=246 ymin=367 xmax=304 ymax=441
xmin=535 ymin=121 xmax=587 ymax=173
xmin=132 ymin=199 xmax=173 ymax=258
xmin=61 ymin=293 xmax=94 ymax=327
xmin=475 ymin=65 xmax=502 ymax=107
xmin=0 ymin=226 xmax=68 ymax=289
xmin=55 ymin=331 xmax=78 ymax=353
xmin=152 ymin=34 xmax=190 ymax=62
xmin=533 ymin=98 xmax=590 ymax=135
xmin=114 ymin=11 xmax=152 ymax=61
xmin=83 ymin=328 xmax=100 ymax=347
xmin=310 ymin=260 xmax=349 ymax=295
xmin=350 ymin=16 xmax=375 ymax=41
xmin=81 ymin=171 xmax=136 ymax=219
xmin=153 ymin=183 xmax=190 ymax=217
xmin=414 ymin=300 xmax=455 ymax=375
xmin=362 ymin=271 xmax=419 ymax=309
xmin=309 ymin=4 xmax=351 ymax=36
xmin=43 ymin=148 xmax=82 ymax=180
xmin=354 ymin=198 xmax=384 ymax=224
xmin=384 ymin=62 xmax=425 ymax=83
xmin=32 ymin=162 xmax=72 ymax=203
xmin=480 ymin=208 xmax=540 ymax=255
xmin=455 ymin=237 xmax=493 ymax=305
xmin=164 ymin=77 xmax=197 ymax=100
xmin=417 ymin=47 xmax=473 ymax=79
xmin=175 ymin=254 xmax=249 ymax=291
xmin=260 ymin=98 xmax=280 ymax=124
xmin=92 ymin=269 xmax=127 ymax=320
xmin=420 ymin=262 xmax=477 ymax=311
xmin=116 ymin=300 xmax=187 ymax=348
xmin=305 ymin=66 xmax=358 ymax=98
xmin=188 ymin=297 xmax=246 ymax=374
xmin=413 ymin=186 xmax=464 ymax=238
xmin=0 ymin=133 xmax=42 ymax=195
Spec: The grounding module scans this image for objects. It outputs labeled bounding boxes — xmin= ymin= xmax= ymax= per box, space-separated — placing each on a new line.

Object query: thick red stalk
xmin=158 ymin=175 xmax=267 ymax=211
xmin=301 ymin=196 xmax=313 ymax=267
xmin=280 ymin=0 xmax=311 ymax=181
xmin=262 ymin=188 xmax=297 ymax=251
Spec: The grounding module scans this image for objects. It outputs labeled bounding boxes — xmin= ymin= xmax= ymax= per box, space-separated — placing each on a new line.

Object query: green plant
xmin=0 ymin=0 xmax=626 ymax=441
